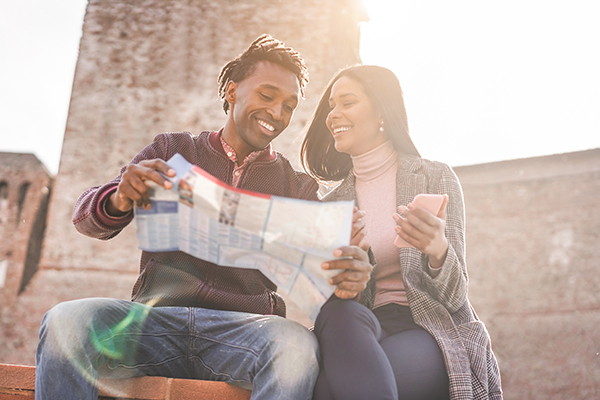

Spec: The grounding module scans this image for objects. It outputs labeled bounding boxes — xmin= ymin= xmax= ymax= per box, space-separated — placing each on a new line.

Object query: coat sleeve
xmin=72 ymin=134 xmax=171 ymax=240
xmin=419 ymin=162 xmax=469 ymax=314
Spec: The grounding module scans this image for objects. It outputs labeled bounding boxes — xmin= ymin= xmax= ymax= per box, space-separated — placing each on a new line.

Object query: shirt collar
xmin=219 ymin=131 xmax=273 ymax=165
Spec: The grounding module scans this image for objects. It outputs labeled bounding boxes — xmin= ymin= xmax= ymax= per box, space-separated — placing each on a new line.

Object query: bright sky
xmin=1 ymin=1 xmax=599 ymax=174
xmin=361 ymin=0 xmax=600 ymax=166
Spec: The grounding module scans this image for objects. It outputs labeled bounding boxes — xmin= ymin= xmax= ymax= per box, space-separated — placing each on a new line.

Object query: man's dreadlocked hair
xmin=217 ymin=34 xmax=309 ymax=114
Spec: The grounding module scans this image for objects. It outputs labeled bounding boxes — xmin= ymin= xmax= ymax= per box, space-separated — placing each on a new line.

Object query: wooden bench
xmin=0 ymin=364 xmax=251 ymax=400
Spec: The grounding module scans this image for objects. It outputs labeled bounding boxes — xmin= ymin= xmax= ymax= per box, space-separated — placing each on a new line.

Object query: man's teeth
xmin=333 ymin=126 xmax=351 ymax=134
xmin=258 ymin=120 xmax=275 ymax=132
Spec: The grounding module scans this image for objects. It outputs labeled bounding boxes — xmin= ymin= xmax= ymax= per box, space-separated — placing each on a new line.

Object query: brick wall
xmin=454 ymin=148 xmax=600 ymax=399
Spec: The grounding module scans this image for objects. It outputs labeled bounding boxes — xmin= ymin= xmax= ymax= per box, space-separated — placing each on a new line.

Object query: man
xmin=35 ymin=35 xmax=372 ymax=400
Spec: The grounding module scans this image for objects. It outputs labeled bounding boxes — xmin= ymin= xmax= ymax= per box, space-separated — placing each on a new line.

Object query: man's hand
xmin=107 ymin=159 xmax=176 ymax=216
xmin=322 ymin=246 xmax=372 ymax=300
xmin=393 ymin=194 xmax=449 ymax=268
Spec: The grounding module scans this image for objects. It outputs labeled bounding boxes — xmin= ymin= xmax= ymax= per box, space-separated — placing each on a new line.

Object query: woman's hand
xmin=393 ymin=194 xmax=449 ymax=268
xmin=350 ymin=207 xmax=369 ymax=252
xmin=322 ymin=245 xmax=372 ymax=299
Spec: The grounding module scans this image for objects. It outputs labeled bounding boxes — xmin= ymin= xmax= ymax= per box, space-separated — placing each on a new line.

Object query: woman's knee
xmin=315 ymin=299 xmax=379 ymax=337
xmin=381 ymin=329 xmax=449 ymax=399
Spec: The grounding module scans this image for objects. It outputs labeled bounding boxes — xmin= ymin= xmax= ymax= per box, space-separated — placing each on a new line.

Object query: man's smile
xmin=257 ymin=119 xmax=275 ymax=132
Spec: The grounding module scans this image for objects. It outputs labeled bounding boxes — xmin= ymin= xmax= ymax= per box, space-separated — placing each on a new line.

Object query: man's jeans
xmin=35 ymin=298 xmax=319 ymax=400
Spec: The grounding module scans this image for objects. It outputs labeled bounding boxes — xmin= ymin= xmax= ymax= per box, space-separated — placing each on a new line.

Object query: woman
xmin=301 ymin=65 xmax=502 ymax=400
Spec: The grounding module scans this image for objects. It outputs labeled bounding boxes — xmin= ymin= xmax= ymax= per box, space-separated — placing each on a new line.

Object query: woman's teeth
xmin=333 ymin=126 xmax=351 ymax=134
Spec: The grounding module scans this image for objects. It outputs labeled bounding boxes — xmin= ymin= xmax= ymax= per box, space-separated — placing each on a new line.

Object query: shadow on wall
xmin=0 ymin=152 xmax=53 ymax=311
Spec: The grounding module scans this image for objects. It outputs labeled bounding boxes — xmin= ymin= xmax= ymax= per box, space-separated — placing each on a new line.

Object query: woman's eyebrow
xmin=331 ymin=92 xmax=358 ymax=101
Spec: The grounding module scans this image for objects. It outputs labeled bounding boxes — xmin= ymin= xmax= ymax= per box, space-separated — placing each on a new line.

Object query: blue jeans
xmin=35 ymin=298 xmax=319 ymax=400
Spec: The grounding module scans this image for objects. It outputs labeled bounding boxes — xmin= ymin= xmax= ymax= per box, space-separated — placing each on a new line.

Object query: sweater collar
xmin=209 ymin=129 xmax=275 ymax=162
xmin=351 ymin=141 xmax=398 ymax=181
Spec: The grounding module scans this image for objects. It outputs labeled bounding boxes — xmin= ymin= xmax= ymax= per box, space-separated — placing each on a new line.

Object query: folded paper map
xmin=134 ymin=153 xmax=354 ymax=320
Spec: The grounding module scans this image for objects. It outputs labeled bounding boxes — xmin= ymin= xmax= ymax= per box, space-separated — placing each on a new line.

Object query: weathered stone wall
xmin=0 ymin=153 xmax=52 ymax=312
xmin=1 ymin=1 xmax=598 ymax=397
xmin=40 ymin=0 xmax=367 ymax=274
xmin=0 ymin=153 xmax=53 ymax=364
xmin=0 ymin=0 xmax=366 ymax=366
xmin=454 ymin=148 xmax=600 ymax=399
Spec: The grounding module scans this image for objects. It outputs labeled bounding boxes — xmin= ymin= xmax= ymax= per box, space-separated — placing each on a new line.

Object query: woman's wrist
xmin=428 ymin=240 xmax=449 ymax=269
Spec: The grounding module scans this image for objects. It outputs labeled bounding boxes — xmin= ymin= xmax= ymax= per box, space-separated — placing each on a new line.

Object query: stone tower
xmin=41 ymin=0 xmax=368 ymax=276
xmin=0 ymin=0 xmax=367 ymax=365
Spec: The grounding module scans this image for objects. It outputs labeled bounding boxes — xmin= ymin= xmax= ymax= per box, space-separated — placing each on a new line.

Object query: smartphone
xmin=394 ymin=194 xmax=444 ymax=248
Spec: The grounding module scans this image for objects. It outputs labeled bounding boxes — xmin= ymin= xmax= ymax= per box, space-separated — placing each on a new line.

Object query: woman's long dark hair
xmin=301 ymin=65 xmax=420 ymax=182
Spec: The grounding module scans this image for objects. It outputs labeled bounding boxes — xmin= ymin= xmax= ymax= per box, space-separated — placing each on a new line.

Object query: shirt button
xmin=227 ymin=152 xmax=233 ymax=157
xmin=234 ymin=170 xmax=240 ymax=176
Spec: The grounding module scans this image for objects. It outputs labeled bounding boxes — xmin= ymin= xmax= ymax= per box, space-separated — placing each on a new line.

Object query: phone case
xmin=394 ymin=194 xmax=444 ymax=248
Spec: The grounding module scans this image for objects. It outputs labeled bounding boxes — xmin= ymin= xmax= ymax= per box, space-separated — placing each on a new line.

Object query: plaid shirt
xmin=220 ymin=135 xmax=268 ymax=187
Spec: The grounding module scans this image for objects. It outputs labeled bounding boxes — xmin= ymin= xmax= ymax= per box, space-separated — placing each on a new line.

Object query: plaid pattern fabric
xmin=323 ymin=153 xmax=503 ymax=400
xmin=219 ymin=135 xmax=266 ymax=187
xmin=73 ymin=131 xmax=319 ymax=317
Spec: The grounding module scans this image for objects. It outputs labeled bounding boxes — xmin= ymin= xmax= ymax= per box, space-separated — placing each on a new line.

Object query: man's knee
xmin=262 ymin=318 xmax=319 ymax=367
xmin=40 ymin=298 xmax=129 ymax=351
xmin=258 ymin=319 xmax=319 ymax=390
xmin=42 ymin=298 xmax=105 ymax=332
xmin=42 ymin=300 xmax=85 ymax=338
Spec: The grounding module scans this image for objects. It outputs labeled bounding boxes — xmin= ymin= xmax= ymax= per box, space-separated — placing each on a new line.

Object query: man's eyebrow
xmin=259 ymin=84 xmax=298 ymax=102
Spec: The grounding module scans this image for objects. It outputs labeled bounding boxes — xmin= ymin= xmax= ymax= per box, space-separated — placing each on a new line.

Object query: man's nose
xmin=267 ymin=103 xmax=283 ymax=120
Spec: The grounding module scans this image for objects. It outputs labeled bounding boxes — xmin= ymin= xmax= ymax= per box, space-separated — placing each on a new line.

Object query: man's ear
xmin=225 ymin=81 xmax=238 ymax=105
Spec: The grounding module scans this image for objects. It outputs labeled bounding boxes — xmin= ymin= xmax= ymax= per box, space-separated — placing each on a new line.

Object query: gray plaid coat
xmin=322 ymin=153 xmax=503 ymax=400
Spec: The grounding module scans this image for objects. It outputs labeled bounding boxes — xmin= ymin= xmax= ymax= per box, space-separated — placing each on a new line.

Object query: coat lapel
xmin=395 ymin=155 xmax=429 ymax=288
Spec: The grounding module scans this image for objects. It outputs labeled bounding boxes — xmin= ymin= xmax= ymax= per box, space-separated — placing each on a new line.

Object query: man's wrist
xmin=105 ymin=192 xmax=129 ymax=217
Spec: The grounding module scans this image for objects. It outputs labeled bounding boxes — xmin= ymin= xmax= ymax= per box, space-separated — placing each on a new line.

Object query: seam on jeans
xmin=190 ymin=334 xmax=262 ymax=383
xmin=100 ymin=332 xmax=189 ymax=340
xmin=188 ymin=355 xmax=251 ymax=384
xmin=187 ymin=307 xmax=195 ymax=369
xmin=93 ymin=331 xmax=188 ymax=368
xmin=191 ymin=334 xmax=261 ymax=357
xmin=106 ymin=355 xmax=188 ymax=370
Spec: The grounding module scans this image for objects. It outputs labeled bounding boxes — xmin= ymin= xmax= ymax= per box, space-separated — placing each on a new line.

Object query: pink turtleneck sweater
xmin=352 ymin=141 xmax=408 ymax=307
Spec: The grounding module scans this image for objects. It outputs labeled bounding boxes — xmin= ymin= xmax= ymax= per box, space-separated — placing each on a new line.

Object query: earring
xmin=379 ymin=120 xmax=384 ymax=132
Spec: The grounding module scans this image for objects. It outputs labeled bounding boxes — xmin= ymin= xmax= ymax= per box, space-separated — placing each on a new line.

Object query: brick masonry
xmin=0 ymin=363 xmax=251 ymax=400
